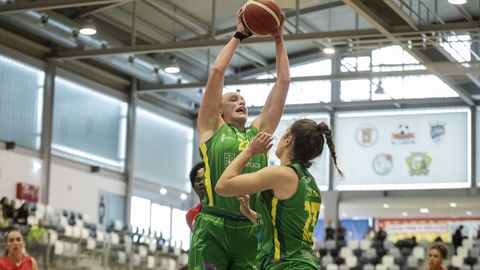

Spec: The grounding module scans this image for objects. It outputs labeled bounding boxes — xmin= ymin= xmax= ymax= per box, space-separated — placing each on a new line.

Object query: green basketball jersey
xmin=199 ymin=123 xmax=268 ymax=212
xmin=256 ymin=163 xmax=321 ymax=269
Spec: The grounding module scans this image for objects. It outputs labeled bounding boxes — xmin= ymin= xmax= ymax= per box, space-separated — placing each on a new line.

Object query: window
xmin=52 ymin=77 xmax=127 ymax=171
xmin=130 ymin=196 xmax=151 ymax=232
xmin=134 ymin=108 xmax=194 ymax=191
xmin=225 ymin=59 xmax=332 ymax=106
xmin=150 ymin=203 xmax=172 ymax=240
xmin=371 ymin=76 xmax=458 ymax=100
xmin=341 ymin=56 xmax=371 ymax=72
xmin=440 ymin=34 xmax=472 ymax=63
xmin=171 ymin=208 xmax=190 ymax=250
xmin=340 ymin=80 xmax=371 ymax=101
xmin=0 ymin=55 xmax=44 ymax=150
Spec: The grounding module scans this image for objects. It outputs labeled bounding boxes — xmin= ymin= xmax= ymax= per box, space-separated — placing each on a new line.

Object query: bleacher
xmin=0 ymin=200 xmax=188 ymax=270
xmin=314 ymin=237 xmax=480 ymax=270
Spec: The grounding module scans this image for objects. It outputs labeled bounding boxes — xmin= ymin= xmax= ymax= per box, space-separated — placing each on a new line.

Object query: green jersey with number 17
xmin=256 ymin=163 xmax=321 ymax=269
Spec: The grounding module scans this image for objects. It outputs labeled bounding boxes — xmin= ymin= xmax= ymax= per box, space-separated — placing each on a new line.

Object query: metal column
xmin=40 ymin=60 xmax=56 ymax=204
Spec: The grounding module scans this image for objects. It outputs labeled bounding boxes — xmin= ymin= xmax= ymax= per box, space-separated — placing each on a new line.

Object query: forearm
xmin=274 ymin=35 xmax=290 ymax=84
xmin=212 ymin=38 xmax=240 ymax=73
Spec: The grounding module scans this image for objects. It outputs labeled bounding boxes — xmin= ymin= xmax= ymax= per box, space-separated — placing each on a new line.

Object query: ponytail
xmin=317 ymin=122 xmax=344 ymax=176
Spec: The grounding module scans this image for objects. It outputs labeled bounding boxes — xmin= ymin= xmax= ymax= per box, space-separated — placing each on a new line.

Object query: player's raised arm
xmin=252 ymin=14 xmax=291 ymax=135
xmin=197 ymin=9 xmax=250 ymax=144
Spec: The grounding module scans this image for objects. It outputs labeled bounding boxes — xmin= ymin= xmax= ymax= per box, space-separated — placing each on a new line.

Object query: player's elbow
xmin=277 ymin=77 xmax=291 ymax=86
xmin=215 ymin=181 xmax=229 ymax=196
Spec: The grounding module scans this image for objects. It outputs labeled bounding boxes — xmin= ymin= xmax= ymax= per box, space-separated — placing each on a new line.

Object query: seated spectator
xmin=14 ymin=203 xmax=29 ymax=225
xmin=0 ymin=229 xmax=38 ymax=270
xmin=434 ymin=236 xmax=443 ymax=243
xmin=452 ymin=225 xmax=466 ymax=254
xmin=27 ymin=219 xmax=47 ymax=244
xmin=2 ymin=198 xmax=14 ymax=223
xmin=325 ymin=220 xmax=335 ymax=241
xmin=375 ymin=224 xmax=387 ymax=242
xmin=365 ymin=226 xmax=375 ymax=240
xmin=337 ymin=223 xmax=346 ymax=243
xmin=426 ymin=243 xmax=447 ymax=270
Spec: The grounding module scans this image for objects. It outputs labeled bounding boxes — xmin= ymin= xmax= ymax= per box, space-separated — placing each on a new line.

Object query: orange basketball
xmin=242 ymin=0 xmax=284 ymax=36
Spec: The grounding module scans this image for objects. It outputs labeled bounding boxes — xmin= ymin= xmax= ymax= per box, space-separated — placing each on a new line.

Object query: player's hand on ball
xmin=236 ymin=7 xmax=250 ymax=36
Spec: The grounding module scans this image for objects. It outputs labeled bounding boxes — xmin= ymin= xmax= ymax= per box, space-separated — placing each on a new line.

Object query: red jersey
xmin=0 ymin=255 xmax=33 ymax=270
xmin=186 ymin=203 xmax=202 ymax=231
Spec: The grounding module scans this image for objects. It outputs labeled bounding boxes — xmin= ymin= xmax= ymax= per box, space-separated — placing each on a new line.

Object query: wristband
xmin=234 ymin=31 xmax=251 ymax=41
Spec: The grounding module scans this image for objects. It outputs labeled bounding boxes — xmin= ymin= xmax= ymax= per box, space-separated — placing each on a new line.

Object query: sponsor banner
xmin=378 ymin=218 xmax=480 ymax=243
xmin=334 ymin=108 xmax=470 ymax=190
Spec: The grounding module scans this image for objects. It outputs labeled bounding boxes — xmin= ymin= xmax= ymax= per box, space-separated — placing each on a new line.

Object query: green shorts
xmin=188 ymin=206 xmax=258 ymax=270
xmin=257 ymin=253 xmax=320 ymax=270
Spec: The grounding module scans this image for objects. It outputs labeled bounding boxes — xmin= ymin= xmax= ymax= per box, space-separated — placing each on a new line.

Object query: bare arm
xmin=31 ymin=257 xmax=38 ymax=270
xmin=238 ymin=195 xmax=257 ymax=224
xmin=252 ymin=18 xmax=291 ymax=134
xmin=215 ymin=133 xmax=297 ymax=199
xmin=197 ymin=9 xmax=250 ymax=144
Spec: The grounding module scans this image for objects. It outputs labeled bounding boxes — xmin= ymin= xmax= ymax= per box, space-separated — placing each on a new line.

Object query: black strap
xmin=234 ymin=31 xmax=251 ymax=41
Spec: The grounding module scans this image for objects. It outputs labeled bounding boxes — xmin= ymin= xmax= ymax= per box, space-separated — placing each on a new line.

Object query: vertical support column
xmin=124 ymin=78 xmax=137 ymax=229
xmin=40 ymin=60 xmax=56 ymax=204
xmin=322 ymin=191 xmax=339 ymax=232
xmin=470 ymin=106 xmax=477 ymax=195
xmin=331 ymin=56 xmax=341 ymax=102
xmin=295 ymin=0 xmax=300 ymax=34
xmin=125 ymin=0 xmax=138 ymax=227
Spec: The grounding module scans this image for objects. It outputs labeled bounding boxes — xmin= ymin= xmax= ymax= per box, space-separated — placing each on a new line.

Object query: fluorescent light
xmin=402 ymin=212 xmax=408 ymax=217
xmin=180 ymin=193 xmax=188 ymax=200
xmin=449 ymin=202 xmax=457 ymax=208
xmin=341 ymin=212 xmax=348 ymax=217
xmin=448 ymin=0 xmax=467 ymax=4
xmin=159 ymin=188 xmax=167 ymax=195
xmin=466 ymin=211 xmax=472 ymax=216
xmin=383 ymin=203 xmax=390 ymax=209
xmin=323 ymin=47 xmax=335 ymax=54
xmin=420 ymin=208 xmax=429 ymax=214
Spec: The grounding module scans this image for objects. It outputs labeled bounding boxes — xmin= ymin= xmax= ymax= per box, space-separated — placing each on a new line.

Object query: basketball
xmin=242 ymin=0 xmax=284 ymax=36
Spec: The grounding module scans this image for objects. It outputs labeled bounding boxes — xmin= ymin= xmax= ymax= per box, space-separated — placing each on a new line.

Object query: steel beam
xmin=0 ymin=0 xmax=126 ymax=14
xmin=72 ymin=1 xmax=134 ymax=18
xmin=138 ymin=61 xmax=480 ymax=93
xmin=48 ymin=29 xmax=389 ymax=60
xmin=50 ymin=21 xmax=479 ymax=60
xmin=199 ymin=97 xmax=468 ymax=116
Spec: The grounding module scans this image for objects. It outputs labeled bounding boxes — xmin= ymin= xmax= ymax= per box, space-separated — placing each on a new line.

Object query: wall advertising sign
xmin=334 ymin=108 xmax=470 ymax=190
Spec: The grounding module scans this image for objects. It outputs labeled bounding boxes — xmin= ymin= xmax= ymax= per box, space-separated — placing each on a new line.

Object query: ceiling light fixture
xmin=383 ymin=203 xmax=390 ymax=209
xmin=79 ymin=18 xmax=97 ymax=35
xmin=164 ymin=55 xmax=180 ymax=74
xmin=449 ymin=202 xmax=457 ymax=208
xmin=159 ymin=188 xmax=167 ymax=195
xmin=420 ymin=208 xmax=429 ymax=214
xmin=323 ymin=47 xmax=336 ymax=54
xmin=402 ymin=212 xmax=408 ymax=217
xmin=180 ymin=193 xmax=188 ymax=200
xmin=466 ymin=211 xmax=472 ymax=216
xmin=448 ymin=0 xmax=467 ymax=5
